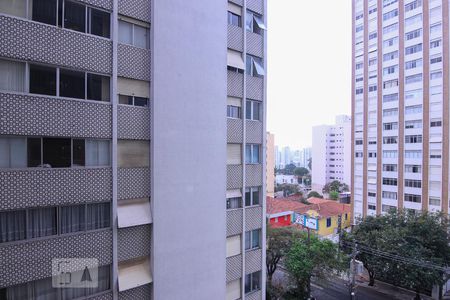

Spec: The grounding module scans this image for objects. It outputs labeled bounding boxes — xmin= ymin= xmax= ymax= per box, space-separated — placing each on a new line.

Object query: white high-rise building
xmin=352 ymin=0 xmax=449 ymax=220
xmin=312 ymin=115 xmax=352 ymax=193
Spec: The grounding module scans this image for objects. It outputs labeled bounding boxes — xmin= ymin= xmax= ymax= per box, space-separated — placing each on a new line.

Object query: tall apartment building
xmin=266 ymin=132 xmax=275 ymax=197
xmin=0 ymin=0 xmax=266 ymax=299
xmin=300 ymin=147 xmax=312 ymax=169
xmin=312 ymin=115 xmax=352 ymax=193
xmin=352 ymin=0 xmax=449 ymax=220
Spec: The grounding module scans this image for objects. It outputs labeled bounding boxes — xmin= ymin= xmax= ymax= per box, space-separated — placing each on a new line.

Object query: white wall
xmin=312 ymin=125 xmax=329 ymax=192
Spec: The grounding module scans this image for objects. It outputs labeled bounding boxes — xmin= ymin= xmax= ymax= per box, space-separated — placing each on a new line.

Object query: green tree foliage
xmin=283 ymin=163 xmax=297 ymax=175
xmin=329 ymin=190 xmax=339 ymax=200
xmin=286 ymin=234 xmax=346 ymax=299
xmin=343 ymin=211 xmax=450 ymax=297
xmin=322 ymin=180 xmax=349 ymax=194
xmin=275 ymin=184 xmax=300 ymax=196
xmin=294 ymin=167 xmax=309 ymax=177
xmin=308 ymin=157 xmax=312 ymax=170
xmin=307 ymin=191 xmax=322 ymax=199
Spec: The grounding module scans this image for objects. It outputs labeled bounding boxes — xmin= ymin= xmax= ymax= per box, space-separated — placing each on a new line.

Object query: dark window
xmin=326 ymin=217 xmax=332 ymax=227
xmin=228 ymin=12 xmax=241 ymax=27
xmin=60 ymin=205 xmax=85 ymax=234
xmin=119 ymin=95 xmax=133 ymax=105
xmin=64 ymin=1 xmax=86 ymax=33
xmin=0 ymin=210 xmax=26 ymax=243
xmin=89 ymin=8 xmax=110 ymax=38
xmin=227 ymin=105 xmax=241 ymax=118
xmin=226 ymin=197 xmax=242 ymax=209
xmin=60 ymin=69 xmax=85 ymax=99
xmin=72 ymin=139 xmax=85 ymax=166
xmin=245 ymin=271 xmax=261 ymax=294
xmin=28 ymin=207 xmax=57 ymax=238
xmin=27 ymin=138 xmax=42 ymax=167
xmin=134 ymin=97 xmax=148 ymax=107
xmin=86 ymin=202 xmax=111 ymax=230
xmin=43 ymin=138 xmax=71 ymax=168
xmin=29 ymin=64 xmax=56 ymax=96
xmin=87 ymin=73 xmax=110 ymax=101
xmin=32 ymin=0 xmax=57 ymax=25
xmin=252 ymin=188 xmax=260 ymax=205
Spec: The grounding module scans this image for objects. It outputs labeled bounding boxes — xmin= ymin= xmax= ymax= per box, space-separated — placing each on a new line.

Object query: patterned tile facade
xmin=227 ymin=118 xmax=244 ymax=143
xmin=0 ymin=15 xmax=112 ymax=74
xmin=247 ymin=0 xmax=264 ymax=14
xmin=0 ymin=168 xmax=112 ymax=210
xmin=0 ymin=230 xmax=112 ymax=287
xmin=0 ymin=92 xmax=112 ymax=138
xmin=88 ymin=292 xmax=114 ymax=300
xmin=245 ymin=206 xmax=263 ymax=231
xmin=245 ymin=164 xmax=263 ymax=187
xmin=227 ymin=164 xmax=243 ymax=189
xmin=246 ymin=76 xmax=264 ymax=101
xmin=119 ymin=0 xmax=151 ymax=22
xmin=226 ymin=255 xmax=242 ymax=282
xmin=79 ymin=0 xmax=112 ymax=10
xmin=245 ymin=121 xmax=263 ymax=144
xmin=228 ymin=25 xmax=244 ymax=52
xmin=118 ymin=225 xmax=151 ymax=262
xmin=246 ymin=290 xmax=262 ymax=300
xmin=118 ymin=168 xmax=150 ymax=200
xmin=246 ymin=31 xmax=263 ymax=58
xmin=227 ymin=71 xmax=244 ymax=98
xmin=229 ymin=0 xmax=244 ymax=6
xmin=118 ymin=106 xmax=151 ymax=140
xmin=118 ymin=283 xmax=152 ymax=300
xmin=245 ymin=249 xmax=262 ymax=275
xmin=227 ymin=209 xmax=243 ymax=237
xmin=118 ymin=44 xmax=151 ymax=81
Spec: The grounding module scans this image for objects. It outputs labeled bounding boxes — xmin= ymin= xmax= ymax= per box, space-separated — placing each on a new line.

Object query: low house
xmin=266 ymin=196 xmax=307 ymax=228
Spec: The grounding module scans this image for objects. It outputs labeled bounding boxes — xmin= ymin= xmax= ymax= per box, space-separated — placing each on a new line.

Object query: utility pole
xmin=350 ymin=240 xmax=357 ymax=300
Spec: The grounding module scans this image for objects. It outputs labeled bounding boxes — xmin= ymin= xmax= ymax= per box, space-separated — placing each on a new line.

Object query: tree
xmin=307 ymin=157 xmax=312 ymax=170
xmin=307 ymin=191 xmax=322 ymax=199
xmin=294 ymin=167 xmax=309 ymax=185
xmin=343 ymin=211 xmax=450 ymax=297
xmin=286 ymin=233 xmax=346 ymax=299
xmin=275 ymin=184 xmax=300 ymax=196
xmin=266 ymin=227 xmax=303 ymax=283
xmin=329 ymin=190 xmax=339 ymax=200
xmin=284 ymin=163 xmax=297 ymax=175
xmin=322 ymin=180 xmax=349 ymax=194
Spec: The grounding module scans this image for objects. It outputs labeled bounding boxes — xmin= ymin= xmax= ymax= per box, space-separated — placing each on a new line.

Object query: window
xmin=430 ymin=55 xmax=442 ymax=64
xmin=383 ymin=37 xmax=398 ymax=48
xmin=245 ymin=229 xmax=261 ymax=250
xmin=405 ymin=135 xmax=422 ymax=143
xmin=405 ymin=13 xmax=422 ymax=26
xmin=383 ymin=66 xmax=398 ymax=75
xmin=383 ymin=51 xmax=398 ymax=62
xmin=28 ymin=207 xmax=57 ymax=238
xmin=368 ymin=152 xmax=377 ymax=158
xmin=64 ymin=1 xmax=86 ymax=33
xmin=369 ymin=58 xmax=377 ymax=66
xmin=405 ymin=150 xmax=422 ymax=159
xmin=369 ymin=32 xmax=377 ymax=40
xmin=405 ymin=74 xmax=422 ymax=85
xmin=384 ymin=0 xmax=398 ymax=7
xmin=405 ymin=58 xmax=422 ymax=70
xmin=228 ymin=12 xmax=241 ymax=27
xmin=429 ymin=6 xmax=441 ymax=18
xmin=405 ymin=105 xmax=422 ymax=114
xmin=383 ymin=164 xmax=397 ymax=172
xmin=0 ymin=59 xmax=25 ymax=92
xmin=119 ymin=20 xmax=149 ymax=49
xmin=227 ymin=235 xmax=241 ymax=257
xmin=430 ymin=71 xmax=442 ymax=80
xmin=245 ymin=271 xmax=261 ymax=294
xmin=383 ymin=79 xmax=398 ymax=89
xmin=60 ymin=69 xmax=85 ymax=99
xmin=405 ymin=89 xmax=422 ymax=100
xmin=245 ymin=144 xmax=260 ymax=164
xmin=430 ymin=39 xmax=441 ymax=48
xmin=29 ymin=64 xmax=56 ymax=96
xmin=405 ymin=165 xmax=421 ymax=173
xmin=87 ymin=73 xmax=110 ymax=101
xmin=119 ymin=95 xmax=149 ymax=107
xmin=430 ymin=22 xmax=442 ymax=34
xmin=355 ymin=88 xmax=363 ymax=95
xmin=430 ymin=119 xmax=442 ymax=127
xmin=246 ymin=55 xmax=264 ymax=77
xmin=368 ymin=192 xmax=376 ymax=197
xmin=405 ymin=43 xmax=422 ymax=55
xmin=326 ymin=218 xmax=332 ymax=227
xmin=383 ymin=137 xmax=398 ymax=144
xmin=356 ymin=25 xmax=363 ymax=33
xmin=383 ymin=108 xmax=398 ymax=117
xmin=227 ymin=197 xmax=242 ymax=209
xmin=405 ymin=194 xmax=421 ymax=203
xmin=246 ymin=100 xmax=261 ymax=121
xmin=382 ymin=205 xmax=397 ymax=212
xmin=405 ymin=120 xmax=422 ymax=129
xmin=383 ymin=9 xmax=398 ymax=20
xmin=355 ymin=62 xmax=363 ymax=70
xmin=383 ymin=23 xmax=398 ymax=34
xmin=355 ymin=139 xmax=363 ymax=145
xmin=245 ymin=187 xmax=260 ymax=206
xmin=384 ymin=122 xmax=398 ymax=130
xmin=405 ymin=179 xmax=421 ymax=188
xmin=368 ymin=85 xmax=377 ymax=92
xmin=405 ymin=0 xmax=422 ymax=12
xmin=368 ymin=204 xmax=376 ymax=210
xmin=383 ymin=178 xmax=397 ymax=186
xmin=117 ymin=77 xmax=149 ymax=107
xmin=382 ymin=191 xmax=397 ymax=199
xmin=86 ymin=202 xmax=111 ymax=230
xmin=405 ymin=28 xmax=422 ymax=40
xmin=0 ymin=210 xmax=26 ymax=243
xmin=89 ymin=7 xmax=110 ymax=38
xmin=60 ymin=204 xmax=85 ymax=234
xmin=0 ymin=137 xmax=27 ymax=168
xmin=429 ymin=197 xmax=441 ymax=206
xmin=246 ymin=10 xmax=265 ymax=34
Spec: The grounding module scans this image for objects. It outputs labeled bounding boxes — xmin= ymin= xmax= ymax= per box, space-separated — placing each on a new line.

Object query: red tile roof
xmin=307 ymin=197 xmax=333 ymax=204
xmin=266 ymin=196 xmax=308 ymax=215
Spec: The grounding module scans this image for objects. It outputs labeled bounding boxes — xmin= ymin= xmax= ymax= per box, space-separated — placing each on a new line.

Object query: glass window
xmin=87 ymin=73 xmax=110 ymax=101
xmin=118 ymin=20 xmax=133 ymax=44
xmin=72 ymin=139 xmax=85 ymax=166
xmin=119 ymin=95 xmax=133 ymax=105
xmin=134 ymin=25 xmax=149 ymax=49
xmin=0 ymin=59 xmax=25 ymax=92
xmin=226 ymin=197 xmax=242 ymax=209
xmin=228 ymin=12 xmax=241 ymax=27
xmin=0 ymin=210 xmax=26 ymax=243
xmin=89 ymin=8 xmax=110 ymax=38
xmin=32 ymin=0 xmax=57 ymax=25
xmin=86 ymin=140 xmax=110 ymax=166
xmin=43 ymin=138 xmax=71 ymax=168
xmin=27 ymin=138 xmax=42 ymax=167
xmin=245 ymin=187 xmax=260 ymax=206
xmin=134 ymin=97 xmax=148 ymax=107
xmin=29 ymin=64 xmax=56 ymax=96
xmin=86 ymin=202 xmax=111 ymax=230
xmin=28 ymin=207 xmax=57 ymax=238
xmin=64 ymin=1 xmax=86 ymax=33
xmin=0 ymin=137 xmax=27 ymax=168
xmin=245 ymin=144 xmax=260 ymax=164
xmin=0 ymin=0 xmax=27 ymax=18
xmin=245 ymin=271 xmax=261 ymax=294
xmin=60 ymin=205 xmax=85 ymax=234
xmin=60 ymin=69 xmax=85 ymax=99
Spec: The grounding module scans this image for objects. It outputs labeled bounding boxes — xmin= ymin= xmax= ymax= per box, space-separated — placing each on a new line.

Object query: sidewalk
xmin=356 ymin=276 xmax=433 ymax=300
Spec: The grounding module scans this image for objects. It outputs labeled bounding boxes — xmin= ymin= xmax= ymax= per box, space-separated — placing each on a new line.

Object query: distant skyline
xmin=267 ymin=1 xmax=352 ymax=149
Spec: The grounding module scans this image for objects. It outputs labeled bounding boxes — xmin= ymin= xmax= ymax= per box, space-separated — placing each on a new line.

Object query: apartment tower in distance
xmin=0 ymin=0 xmax=266 ymax=299
xmin=312 ymin=115 xmax=352 ymax=193
xmin=352 ymin=0 xmax=449 ymax=220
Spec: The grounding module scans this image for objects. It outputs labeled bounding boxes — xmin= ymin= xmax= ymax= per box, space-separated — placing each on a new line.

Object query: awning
xmin=253 ymin=59 xmax=265 ymax=76
xmin=226 ymin=189 xmax=242 ymax=199
xmin=228 ymin=2 xmax=242 ymax=16
xmin=227 ymin=49 xmax=245 ymax=70
xmin=118 ymin=257 xmax=152 ymax=292
xmin=253 ymin=15 xmax=267 ymax=30
xmin=118 ymin=198 xmax=152 ymax=228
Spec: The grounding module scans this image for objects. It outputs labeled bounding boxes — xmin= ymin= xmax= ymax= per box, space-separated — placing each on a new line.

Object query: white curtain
xmin=0 ymin=59 xmax=25 ymax=92
xmin=85 ymin=265 xmax=110 ymax=296
xmin=86 ymin=203 xmax=110 ymax=230
xmin=60 ymin=205 xmax=85 ymax=234
xmin=118 ymin=20 xmax=132 ymax=44
xmin=86 ymin=140 xmax=110 ymax=167
xmin=0 ymin=0 xmax=27 ymax=18
xmin=0 ymin=210 xmax=26 ymax=243
xmin=0 ymin=137 xmax=26 ymax=168
xmin=29 ymin=277 xmax=58 ymax=300
xmin=5 ymin=282 xmax=29 ymax=299
xmin=28 ymin=207 xmax=57 ymax=238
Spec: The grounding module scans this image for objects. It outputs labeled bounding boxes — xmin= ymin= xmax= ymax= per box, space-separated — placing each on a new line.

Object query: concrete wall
xmin=312 ymin=125 xmax=329 ymax=192
xmin=151 ymin=0 xmax=227 ymax=298
xmin=266 ymin=132 xmax=275 ymax=197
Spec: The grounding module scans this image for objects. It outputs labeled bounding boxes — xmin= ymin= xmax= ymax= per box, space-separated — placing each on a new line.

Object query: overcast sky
xmin=267 ymin=1 xmax=352 ymax=150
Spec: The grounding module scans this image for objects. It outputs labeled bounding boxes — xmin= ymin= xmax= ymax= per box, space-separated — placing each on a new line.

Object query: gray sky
xmin=267 ymin=1 xmax=352 ymax=150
